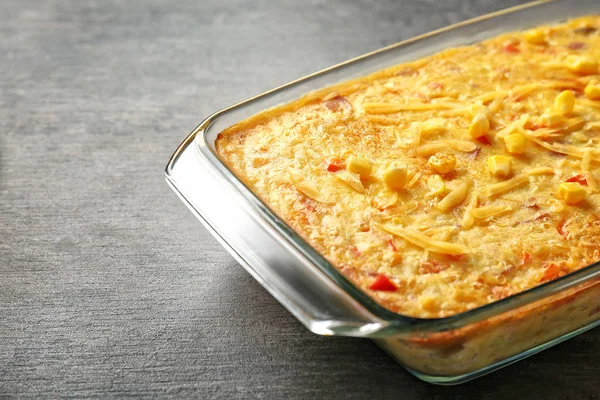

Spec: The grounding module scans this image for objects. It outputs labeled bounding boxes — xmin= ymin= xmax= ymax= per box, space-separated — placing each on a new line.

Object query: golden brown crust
xmin=216 ymin=16 xmax=600 ymax=318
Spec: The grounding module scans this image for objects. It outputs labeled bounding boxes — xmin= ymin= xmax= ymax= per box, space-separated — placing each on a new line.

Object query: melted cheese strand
xmin=437 ymin=181 xmax=469 ymax=211
xmin=363 ymin=102 xmax=459 ymax=114
xmin=527 ymin=167 xmax=555 ymax=176
xmin=335 ymin=171 xmax=366 ymax=193
xmin=289 ymin=169 xmax=324 ymax=202
xmin=377 ymin=224 xmax=468 ymax=255
xmin=471 ymin=204 xmax=513 ymax=219
xmin=486 ymin=174 xmax=529 ymax=197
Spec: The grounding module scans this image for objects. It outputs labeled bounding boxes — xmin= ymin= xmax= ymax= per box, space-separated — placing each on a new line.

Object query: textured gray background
xmin=2 ymin=0 xmax=600 ymax=398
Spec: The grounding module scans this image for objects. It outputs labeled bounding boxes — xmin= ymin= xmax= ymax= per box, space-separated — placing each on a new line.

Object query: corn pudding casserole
xmin=216 ymin=16 xmax=600 ymax=319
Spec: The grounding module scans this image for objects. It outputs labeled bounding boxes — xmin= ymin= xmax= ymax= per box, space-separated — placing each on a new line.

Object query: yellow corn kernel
xmin=427 ymin=153 xmax=456 ymax=175
xmin=584 ymin=80 xmax=600 ymax=100
xmin=557 ymin=182 xmax=587 ymax=205
xmin=540 ymin=110 xmax=564 ymax=127
xmin=554 ymin=90 xmax=575 ymax=114
xmin=419 ymin=296 xmax=439 ymax=312
xmin=468 ymin=113 xmax=490 ymax=139
xmin=383 ymin=162 xmax=408 ymax=190
xmin=524 ymin=29 xmax=546 ymax=45
xmin=504 ymin=133 xmax=526 ymax=154
xmin=346 ymin=156 xmax=372 ymax=179
xmin=487 ymin=155 xmax=512 ymax=178
xmin=566 ymin=55 xmax=598 ymax=75
xmin=469 ymin=103 xmax=491 ymax=118
xmin=427 ymin=174 xmax=446 ymax=195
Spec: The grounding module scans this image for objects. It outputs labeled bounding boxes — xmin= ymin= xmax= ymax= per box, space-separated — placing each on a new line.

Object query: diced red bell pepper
xmin=504 ymin=43 xmax=520 ymax=53
xmin=388 ymin=239 xmax=397 ymax=252
xmin=565 ymin=174 xmax=588 ymax=186
xmin=541 ymin=264 xmax=563 ymax=283
xmin=476 ymin=136 xmax=491 ymax=145
xmin=369 ymin=274 xmax=397 ymax=292
xmin=350 ymin=246 xmax=362 ymax=258
xmin=556 ymin=218 xmax=567 ymax=238
xmin=326 ymin=157 xmax=345 ymax=172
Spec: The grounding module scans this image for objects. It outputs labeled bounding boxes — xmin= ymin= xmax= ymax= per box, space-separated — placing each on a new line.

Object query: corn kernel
xmin=585 ymin=80 xmax=600 ymax=100
xmin=554 ymin=90 xmax=575 ymax=114
xmin=504 ymin=133 xmax=527 ymax=154
xmin=427 ymin=153 xmax=456 ymax=175
xmin=566 ymin=55 xmax=598 ymax=75
xmin=524 ymin=29 xmax=546 ymax=45
xmin=383 ymin=162 xmax=408 ymax=190
xmin=540 ymin=110 xmax=564 ymax=127
xmin=346 ymin=156 xmax=372 ymax=179
xmin=557 ymin=182 xmax=587 ymax=205
xmin=427 ymin=174 xmax=446 ymax=195
xmin=419 ymin=296 xmax=438 ymax=312
xmin=468 ymin=113 xmax=490 ymax=139
xmin=487 ymin=155 xmax=512 ymax=178
xmin=469 ymin=103 xmax=491 ymax=118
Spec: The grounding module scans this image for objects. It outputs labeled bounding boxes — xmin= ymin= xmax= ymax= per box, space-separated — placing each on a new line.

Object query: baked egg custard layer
xmin=217 ymin=16 xmax=600 ymax=318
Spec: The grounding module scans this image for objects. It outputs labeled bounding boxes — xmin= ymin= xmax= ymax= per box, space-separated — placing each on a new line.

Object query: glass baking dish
xmin=166 ymin=0 xmax=600 ymax=384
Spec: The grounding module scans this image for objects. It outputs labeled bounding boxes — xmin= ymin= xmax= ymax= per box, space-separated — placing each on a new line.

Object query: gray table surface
xmin=2 ymin=0 xmax=600 ymax=398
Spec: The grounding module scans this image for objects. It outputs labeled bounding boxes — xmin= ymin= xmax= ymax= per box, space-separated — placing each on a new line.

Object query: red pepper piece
xmin=350 ymin=246 xmax=362 ymax=258
xmin=388 ymin=239 xmax=397 ymax=252
xmin=327 ymin=163 xmax=344 ymax=172
xmin=369 ymin=274 xmax=397 ymax=292
xmin=476 ymin=136 xmax=491 ymax=145
xmin=522 ymin=252 xmax=532 ymax=265
xmin=541 ymin=264 xmax=563 ymax=283
xmin=566 ymin=174 xmax=588 ymax=186
xmin=534 ymin=212 xmax=550 ymax=221
xmin=556 ymin=218 xmax=567 ymax=238
xmin=326 ymin=157 xmax=345 ymax=172
xmin=504 ymin=43 xmax=520 ymax=53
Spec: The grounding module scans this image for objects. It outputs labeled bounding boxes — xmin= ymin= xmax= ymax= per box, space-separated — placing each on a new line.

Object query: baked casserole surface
xmin=216 ymin=16 xmax=600 ymax=318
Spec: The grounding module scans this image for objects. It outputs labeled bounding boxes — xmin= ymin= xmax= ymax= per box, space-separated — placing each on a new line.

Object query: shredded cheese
xmin=377 ymin=224 xmax=468 ymax=255
xmin=473 ymin=91 xmax=507 ymax=104
xmin=486 ymin=174 xmax=529 ymax=197
xmin=408 ymin=172 xmax=421 ymax=187
xmin=289 ymin=169 xmax=324 ymax=202
xmin=527 ymin=167 xmax=555 ymax=176
xmin=410 ymin=140 xmax=477 ymax=157
xmin=363 ymin=102 xmax=459 ymax=114
xmin=585 ymin=171 xmax=599 ymax=192
xmin=581 ymin=149 xmax=593 ymax=172
xmin=335 ymin=171 xmax=366 ymax=193
xmin=437 ymin=181 xmax=469 ymax=211
xmin=580 ymin=98 xmax=600 ymax=110
xmin=471 ymin=204 xmax=513 ymax=219
xmin=461 ymin=194 xmax=478 ymax=229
